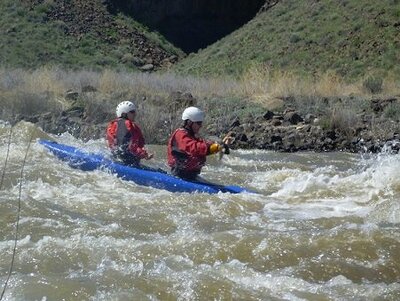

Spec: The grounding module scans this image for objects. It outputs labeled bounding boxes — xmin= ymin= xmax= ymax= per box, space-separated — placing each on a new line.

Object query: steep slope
xmin=108 ymin=0 xmax=266 ymax=53
xmin=0 ymin=0 xmax=184 ymax=70
xmin=2 ymin=0 xmax=399 ymax=79
xmin=173 ymin=0 xmax=400 ymax=79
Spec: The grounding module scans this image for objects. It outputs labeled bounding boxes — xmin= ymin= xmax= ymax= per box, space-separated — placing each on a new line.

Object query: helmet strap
xmin=183 ymin=121 xmax=195 ymax=135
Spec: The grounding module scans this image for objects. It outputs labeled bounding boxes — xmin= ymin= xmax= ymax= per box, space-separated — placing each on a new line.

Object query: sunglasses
xmin=194 ymin=121 xmax=203 ymax=125
xmin=129 ymin=110 xmax=136 ymax=113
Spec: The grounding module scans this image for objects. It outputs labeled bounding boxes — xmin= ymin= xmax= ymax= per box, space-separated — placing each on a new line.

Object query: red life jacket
xmin=106 ymin=118 xmax=148 ymax=163
xmin=167 ymin=128 xmax=211 ymax=174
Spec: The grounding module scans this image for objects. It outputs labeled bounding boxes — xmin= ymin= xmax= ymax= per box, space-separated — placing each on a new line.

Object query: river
xmin=1 ymin=121 xmax=399 ymax=300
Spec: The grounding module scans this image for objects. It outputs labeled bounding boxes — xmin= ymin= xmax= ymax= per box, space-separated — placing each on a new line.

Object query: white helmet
xmin=116 ymin=101 xmax=136 ymax=117
xmin=182 ymin=106 xmax=204 ymax=122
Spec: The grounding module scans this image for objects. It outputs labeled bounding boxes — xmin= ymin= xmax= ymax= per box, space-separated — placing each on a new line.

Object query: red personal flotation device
xmin=167 ymin=128 xmax=211 ymax=177
xmin=106 ymin=118 xmax=148 ymax=164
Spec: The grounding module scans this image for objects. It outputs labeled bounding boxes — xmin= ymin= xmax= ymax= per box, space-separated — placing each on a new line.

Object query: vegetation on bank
xmin=1 ymin=0 xmax=399 ymax=147
xmin=1 ymin=67 xmax=399 ymax=144
xmin=174 ymin=0 xmax=400 ymax=80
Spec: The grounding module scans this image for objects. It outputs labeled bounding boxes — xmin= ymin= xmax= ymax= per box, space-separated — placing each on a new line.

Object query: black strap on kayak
xmin=190 ymin=177 xmax=235 ymax=193
xmin=138 ymin=164 xmax=168 ymax=174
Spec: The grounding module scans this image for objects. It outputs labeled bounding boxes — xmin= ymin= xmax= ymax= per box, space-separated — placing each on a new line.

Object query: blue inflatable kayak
xmin=39 ymin=140 xmax=253 ymax=194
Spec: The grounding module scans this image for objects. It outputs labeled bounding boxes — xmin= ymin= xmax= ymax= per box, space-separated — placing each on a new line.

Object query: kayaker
xmin=106 ymin=100 xmax=153 ymax=167
xmin=167 ymin=106 xmax=227 ymax=180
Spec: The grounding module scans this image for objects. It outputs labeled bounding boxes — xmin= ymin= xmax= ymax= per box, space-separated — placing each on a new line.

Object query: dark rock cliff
xmin=108 ymin=0 xmax=266 ymax=53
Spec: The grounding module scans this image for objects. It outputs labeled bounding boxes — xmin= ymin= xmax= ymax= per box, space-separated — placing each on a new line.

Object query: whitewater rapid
xmin=1 ymin=121 xmax=399 ymax=300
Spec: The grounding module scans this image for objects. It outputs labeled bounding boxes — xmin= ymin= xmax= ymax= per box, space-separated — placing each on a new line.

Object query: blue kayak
xmin=39 ymin=140 xmax=253 ymax=194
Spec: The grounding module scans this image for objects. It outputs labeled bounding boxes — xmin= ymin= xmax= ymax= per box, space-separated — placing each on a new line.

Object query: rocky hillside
xmin=2 ymin=0 xmax=398 ymax=80
xmin=1 ymin=0 xmax=184 ymax=70
xmin=174 ymin=0 xmax=400 ymax=79
xmin=1 ymin=0 xmax=266 ymax=71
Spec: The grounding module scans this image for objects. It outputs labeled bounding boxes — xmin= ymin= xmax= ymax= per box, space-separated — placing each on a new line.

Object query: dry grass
xmin=0 ymin=67 xmax=65 ymax=94
xmin=3 ymin=66 xmax=398 ymax=104
xmin=0 ymin=67 xmax=249 ymax=141
xmin=2 ymin=68 xmax=239 ymax=100
xmin=238 ymin=65 xmax=400 ymax=107
xmin=1 ymin=67 xmax=400 ymax=136
xmin=382 ymin=72 xmax=400 ymax=97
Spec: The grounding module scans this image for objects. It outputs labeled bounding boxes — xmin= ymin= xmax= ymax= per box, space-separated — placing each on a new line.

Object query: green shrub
xmin=363 ymin=76 xmax=383 ymax=94
xmin=315 ymin=102 xmax=361 ymax=139
xmin=383 ymin=102 xmax=400 ymax=120
xmin=289 ymin=33 xmax=302 ymax=43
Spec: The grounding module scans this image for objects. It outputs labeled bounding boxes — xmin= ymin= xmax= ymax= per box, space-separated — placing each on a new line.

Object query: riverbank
xmin=10 ymin=91 xmax=400 ymax=154
xmin=2 ymin=68 xmax=400 ymax=154
xmin=211 ymin=96 xmax=400 ymax=153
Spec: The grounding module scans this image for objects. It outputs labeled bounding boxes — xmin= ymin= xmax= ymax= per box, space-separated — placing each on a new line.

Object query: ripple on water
xmin=1 ymin=125 xmax=400 ymax=300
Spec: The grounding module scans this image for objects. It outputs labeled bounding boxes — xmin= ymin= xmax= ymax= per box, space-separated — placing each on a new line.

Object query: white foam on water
xmin=2 ymin=123 xmax=400 ymax=300
xmin=248 ymin=152 xmax=400 ymax=222
xmin=0 ymin=235 xmax=31 ymax=250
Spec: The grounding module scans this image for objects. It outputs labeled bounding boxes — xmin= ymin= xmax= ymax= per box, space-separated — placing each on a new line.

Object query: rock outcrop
xmin=108 ymin=0 xmax=266 ymax=53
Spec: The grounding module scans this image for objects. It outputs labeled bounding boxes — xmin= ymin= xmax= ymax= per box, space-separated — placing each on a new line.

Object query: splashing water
xmin=1 ymin=121 xmax=399 ymax=300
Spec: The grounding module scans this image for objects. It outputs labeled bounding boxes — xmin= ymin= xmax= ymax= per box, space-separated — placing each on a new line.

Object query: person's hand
xmin=222 ymin=132 xmax=233 ymax=145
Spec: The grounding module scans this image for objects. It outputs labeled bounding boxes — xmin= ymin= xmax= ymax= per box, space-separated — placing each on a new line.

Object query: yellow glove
xmin=209 ymin=143 xmax=222 ymax=154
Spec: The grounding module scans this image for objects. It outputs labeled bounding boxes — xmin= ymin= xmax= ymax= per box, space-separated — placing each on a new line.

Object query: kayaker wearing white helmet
xmin=106 ymin=100 xmax=153 ymax=167
xmin=167 ymin=106 xmax=223 ymax=180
